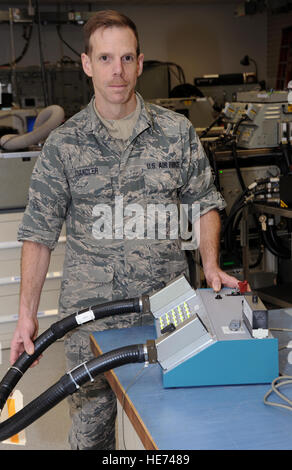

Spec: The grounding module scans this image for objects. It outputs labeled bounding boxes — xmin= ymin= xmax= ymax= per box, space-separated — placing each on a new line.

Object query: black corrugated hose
xmin=0 ymin=296 xmax=149 ymax=412
xmin=264 ymin=222 xmax=291 ymax=259
xmin=0 ymin=343 xmax=147 ymax=442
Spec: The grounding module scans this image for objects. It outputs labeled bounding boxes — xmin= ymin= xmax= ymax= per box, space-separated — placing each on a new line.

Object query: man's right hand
xmin=10 ymin=240 xmax=51 ymax=367
xmin=10 ymin=316 xmax=40 ymax=366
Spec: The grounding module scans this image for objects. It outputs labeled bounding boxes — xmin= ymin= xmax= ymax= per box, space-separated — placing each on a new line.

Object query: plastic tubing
xmin=0 ymin=344 xmax=146 ymax=442
xmin=0 ymin=297 xmax=146 ymax=411
xmin=0 ymin=105 xmax=65 ymax=151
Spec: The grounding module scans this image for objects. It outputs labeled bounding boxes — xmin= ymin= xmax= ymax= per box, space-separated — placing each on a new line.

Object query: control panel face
xmin=149 ymin=275 xmax=278 ymax=386
xmin=158 ymin=300 xmax=193 ymax=333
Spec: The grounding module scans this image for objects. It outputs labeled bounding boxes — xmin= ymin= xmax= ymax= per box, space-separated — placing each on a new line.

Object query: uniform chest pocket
xmin=70 ymin=171 xmax=112 ymax=203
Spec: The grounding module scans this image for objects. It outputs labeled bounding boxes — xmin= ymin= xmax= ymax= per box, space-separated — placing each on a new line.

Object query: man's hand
xmin=9 ymin=241 xmax=51 ymax=366
xmin=203 ymin=266 xmax=240 ymax=292
xmin=198 ymin=210 xmax=246 ymax=293
xmin=10 ymin=316 xmax=40 ymax=366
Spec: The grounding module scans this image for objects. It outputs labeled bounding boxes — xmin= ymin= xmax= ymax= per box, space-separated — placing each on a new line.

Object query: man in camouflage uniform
xmin=10 ymin=11 xmax=238 ymax=449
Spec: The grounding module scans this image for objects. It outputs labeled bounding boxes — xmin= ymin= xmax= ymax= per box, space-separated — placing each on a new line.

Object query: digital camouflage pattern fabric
xmin=17 ymin=93 xmax=226 ymax=449
xmin=18 ymin=93 xmax=225 ymax=319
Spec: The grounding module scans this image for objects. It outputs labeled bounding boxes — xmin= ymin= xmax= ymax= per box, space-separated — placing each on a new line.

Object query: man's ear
xmin=81 ymin=53 xmax=93 ymax=78
xmin=137 ymin=53 xmax=144 ymax=78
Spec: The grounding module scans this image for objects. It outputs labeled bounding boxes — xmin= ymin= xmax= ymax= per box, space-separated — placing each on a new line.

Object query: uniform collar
xmin=84 ymin=92 xmax=154 ymax=138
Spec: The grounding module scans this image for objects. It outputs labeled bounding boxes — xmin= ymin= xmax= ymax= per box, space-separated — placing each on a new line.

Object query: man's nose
xmin=113 ymin=58 xmax=123 ymax=75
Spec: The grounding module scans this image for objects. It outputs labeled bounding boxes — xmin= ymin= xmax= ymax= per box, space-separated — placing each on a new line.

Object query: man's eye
xmin=100 ymin=55 xmax=109 ymax=62
xmin=123 ymin=55 xmax=134 ymax=63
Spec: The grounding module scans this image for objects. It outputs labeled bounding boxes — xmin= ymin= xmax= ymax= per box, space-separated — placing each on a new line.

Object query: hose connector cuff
xmin=145 ymin=340 xmax=157 ymax=364
xmin=140 ymin=295 xmax=152 ymax=315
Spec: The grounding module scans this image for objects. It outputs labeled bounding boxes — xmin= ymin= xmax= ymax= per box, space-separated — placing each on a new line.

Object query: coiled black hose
xmin=0 ymin=344 xmax=147 ymax=442
xmin=0 ymin=297 xmax=148 ymax=411
xmin=264 ymin=223 xmax=291 ymax=259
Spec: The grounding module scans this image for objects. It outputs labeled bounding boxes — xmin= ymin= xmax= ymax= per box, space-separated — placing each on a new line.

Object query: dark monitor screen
xmin=26 ymin=115 xmax=36 ymax=132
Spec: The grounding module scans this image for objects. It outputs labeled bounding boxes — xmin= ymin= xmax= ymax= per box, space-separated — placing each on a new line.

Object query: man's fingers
xmin=9 ymin=344 xmax=23 ymax=365
xmin=212 ymin=278 xmax=221 ymax=292
xmin=10 ymin=332 xmax=35 ymax=365
xmin=208 ymin=270 xmax=241 ymax=292
xmin=23 ymin=337 xmax=35 ymax=356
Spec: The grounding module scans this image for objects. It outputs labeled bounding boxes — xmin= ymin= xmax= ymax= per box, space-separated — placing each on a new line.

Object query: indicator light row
xmin=159 ymin=301 xmax=192 ymax=331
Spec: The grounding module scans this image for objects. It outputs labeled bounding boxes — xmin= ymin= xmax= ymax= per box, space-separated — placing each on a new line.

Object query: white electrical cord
xmin=264 ymin=375 xmax=292 ymax=412
xmin=263 ymin=327 xmax=292 ymax=411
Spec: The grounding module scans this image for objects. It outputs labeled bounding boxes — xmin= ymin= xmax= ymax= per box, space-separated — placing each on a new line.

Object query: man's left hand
xmin=204 ymin=267 xmax=242 ymax=293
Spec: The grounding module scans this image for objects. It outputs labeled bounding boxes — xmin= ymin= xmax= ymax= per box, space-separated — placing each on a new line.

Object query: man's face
xmin=81 ymin=26 xmax=144 ymax=115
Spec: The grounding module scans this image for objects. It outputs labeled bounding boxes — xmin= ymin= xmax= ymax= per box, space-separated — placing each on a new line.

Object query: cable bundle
xmin=222 ymin=176 xmax=282 ymax=258
xmin=0 ymin=344 xmax=147 ymax=442
xmin=0 ymin=297 xmax=146 ymax=412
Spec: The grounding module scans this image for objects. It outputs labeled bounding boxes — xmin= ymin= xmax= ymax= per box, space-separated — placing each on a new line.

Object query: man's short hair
xmin=84 ymin=10 xmax=140 ymax=57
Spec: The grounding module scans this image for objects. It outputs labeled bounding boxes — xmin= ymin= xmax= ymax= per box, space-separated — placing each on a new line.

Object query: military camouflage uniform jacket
xmin=18 ymin=93 xmax=225 ymax=324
